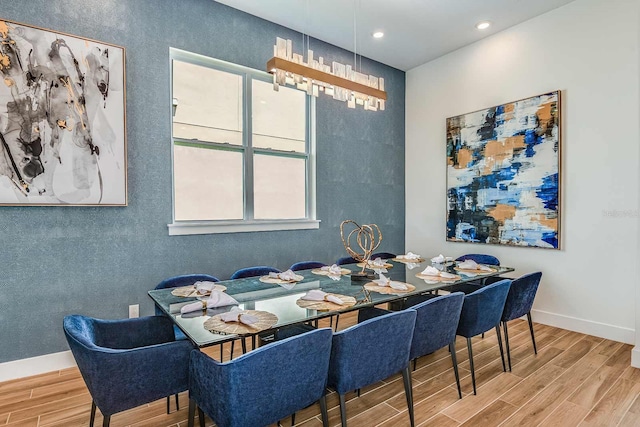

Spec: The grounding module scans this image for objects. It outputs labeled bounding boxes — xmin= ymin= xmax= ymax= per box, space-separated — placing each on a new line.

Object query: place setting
xmin=204 ymin=307 xmax=279 ymax=336
xmin=416 ymin=265 xmax=461 ymax=283
xmin=392 ymin=251 xmax=425 ymax=269
xmin=259 ymin=269 xmax=304 ymax=284
xmin=170 ymin=280 xmax=227 ymax=298
xmin=454 ymin=259 xmax=498 ymax=276
xmin=296 ymin=289 xmax=357 ymax=311
xmin=311 ymin=264 xmax=351 ymax=281
xmin=364 ymin=273 xmax=415 ymax=294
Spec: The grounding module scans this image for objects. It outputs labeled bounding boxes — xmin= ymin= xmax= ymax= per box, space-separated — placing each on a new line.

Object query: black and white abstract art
xmin=0 ymin=19 xmax=126 ymax=205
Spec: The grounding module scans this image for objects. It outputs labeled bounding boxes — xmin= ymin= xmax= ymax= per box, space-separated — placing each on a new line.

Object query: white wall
xmin=406 ymin=0 xmax=639 ymax=344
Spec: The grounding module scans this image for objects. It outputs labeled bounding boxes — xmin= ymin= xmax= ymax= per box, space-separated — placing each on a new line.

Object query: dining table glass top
xmin=148 ymin=260 xmax=514 ymax=347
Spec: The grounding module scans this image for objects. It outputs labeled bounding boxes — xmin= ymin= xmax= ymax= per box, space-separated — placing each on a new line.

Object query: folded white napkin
xmin=219 ymin=307 xmax=258 ymax=325
xmin=369 ymin=257 xmax=386 ymax=267
xmin=430 ymin=254 xmax=453 ymax=263
xmin=321 ymin=264 xmax=343 ymax=275
xmin=406 ymin=262 xmax=420 ymax=270
xmin=458 ymin=259 xmax=492 ymax=271
xmin=421 ymin=266 xmax=441 ymax=276
xmin=194 ymin=281 xmax=218 ymax=294
xmin=301 ymin=289 xmax=344 ymax=305
xmin=269 ymin=269 xmax=300 ymax=281
xmin=420 ymin=266 xmax=457 ymax=279
xmin=373 ymin=273 xmax=408 ymax=290
xmin=397 ymin=251 xmax=421 ymax=260
xmin=180 ymin=290 xmax=239 ymax=314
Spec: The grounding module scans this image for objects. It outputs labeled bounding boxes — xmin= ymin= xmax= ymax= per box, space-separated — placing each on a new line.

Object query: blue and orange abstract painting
xmin=446 ymin=91 xmax=560 ymax=249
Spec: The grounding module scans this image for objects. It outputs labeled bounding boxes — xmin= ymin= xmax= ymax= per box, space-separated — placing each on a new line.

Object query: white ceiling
xmin=215 ymin=0 xmax=577 ymax=71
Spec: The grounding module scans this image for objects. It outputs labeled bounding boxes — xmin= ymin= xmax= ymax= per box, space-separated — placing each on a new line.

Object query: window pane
xmin=174 ymin=144 xmax=243 ymax=220
xmin=252 ymin=79 xmax=306 ymax=152
xmin=173 ymin=60 xmax=243 ymax=145
xmin=253 ymin=154 xmax=306 ymax=219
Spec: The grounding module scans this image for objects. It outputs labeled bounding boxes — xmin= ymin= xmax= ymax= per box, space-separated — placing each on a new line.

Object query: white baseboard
xmin=0 ymin=351 xmax=77 ymax=383
xmin=632 ymin=347 xmax=640 ymax=368
xmin=531 ymin=309 xmax=635 ymax=345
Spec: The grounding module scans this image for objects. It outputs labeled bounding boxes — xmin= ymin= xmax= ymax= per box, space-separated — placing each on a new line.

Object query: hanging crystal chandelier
xmin=267 ymin=37 xmax=386 ymax=111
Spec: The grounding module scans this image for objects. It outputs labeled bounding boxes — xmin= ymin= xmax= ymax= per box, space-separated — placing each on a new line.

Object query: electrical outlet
xmin=128 ymin=304 xmax=139 ymax=318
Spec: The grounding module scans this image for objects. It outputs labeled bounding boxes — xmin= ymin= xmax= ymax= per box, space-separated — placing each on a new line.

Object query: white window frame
xmin=168 ymin=48 xmax=319 ymax=235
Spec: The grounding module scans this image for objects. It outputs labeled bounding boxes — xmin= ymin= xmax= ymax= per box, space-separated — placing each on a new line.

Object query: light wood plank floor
xmin=1 ymin=313 xmax=639 ymax=427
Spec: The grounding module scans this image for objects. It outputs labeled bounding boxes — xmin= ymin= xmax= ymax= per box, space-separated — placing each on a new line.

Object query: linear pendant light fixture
xmin=267 ymin=37 xmax=387 ymax=111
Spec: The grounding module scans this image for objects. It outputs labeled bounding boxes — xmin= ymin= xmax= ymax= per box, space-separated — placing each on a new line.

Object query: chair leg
xmin=188 ymin=398 xmax=196 ymax=427
xmin=252 ymin=335 xmax=256 ymax=350
xmin=166 ymin=396 xmax=170 ymax=414
xmin=102 ymin=415 xmax=110 ymax=427
xmin=467 ymin=337 xmax=477 ymax=395
xmin=320 ymin=394 xmax=329 ymax=427
xmin=339 ymin=393 xmax=347 ymax=427
xmin=291 ymin=412 xmax=296 ymax=426
xmin=230 ymin=340 xmax=235 ymax=360
xmin=449 ymin=342 xmax=462 ymax=399
xmin=242 ymin=337 xmax=247 ymax=354
xmin=496 ymin=325 xmax=506 ymax=372
xmin=402 ymin=367 xmax=415 ymax=427
xmin=503 ymin=321 xmax=512 ymax=371
xmin=198 ymin=407 xmax=205 ymax=427
xmin=220 ymin=342 xmax=224 ymax=361
xmin=334 ymin=314 xmax=340 ymax=331
xmin=527 ymin=312 xmax=538 ymax=354
xmin=90 ymin=401 xmax=96 ymax=427
xmin=412 ymin=358 xmax=417 ymax=372
xmin=356 ymin=388 xmax=361 ymax=397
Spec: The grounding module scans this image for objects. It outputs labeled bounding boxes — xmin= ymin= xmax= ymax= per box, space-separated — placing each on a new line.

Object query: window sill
xmin=167 ymin=219 xmax=321 ymax=236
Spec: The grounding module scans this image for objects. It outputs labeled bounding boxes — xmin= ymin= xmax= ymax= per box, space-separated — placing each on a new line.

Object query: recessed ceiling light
xmin=372 ymin=31 xmax=384 ymax=39
xmin=476 ymin=21 xmax=491 ymax=30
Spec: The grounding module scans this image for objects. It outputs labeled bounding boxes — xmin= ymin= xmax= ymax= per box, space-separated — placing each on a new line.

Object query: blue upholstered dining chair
xmin=357 ymin=292 xmax=465 ymax=398
xmin=501 ymin=272 xmax=542 ymax=371
xmin=188 ymin=328 xmax=333 ymax=427
xmin=154 ymin=274 xmax=221 ymax=363
xmin=456 ymin=279 xmax=511 ymax=395
xmin=290 ymin=261 xmax=327 ymax=271
xmin=154 ymin=274 xmax=220 ymax=334
xmin=328 ymin=310 xmax=417 ymax=427
xmin=230 ymin=266 xmax=281 ymax=279
xmin=336 ymin=256 xmax=358 ymax=265
xmin=371 ymin=252 xmax=397 ymax=259
xmin=63 ymin=315 xmax=194 ymax=427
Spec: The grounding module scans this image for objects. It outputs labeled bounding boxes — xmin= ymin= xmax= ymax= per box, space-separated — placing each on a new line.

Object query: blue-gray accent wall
xmin=0 ymin=0 xmax=405 ymax=363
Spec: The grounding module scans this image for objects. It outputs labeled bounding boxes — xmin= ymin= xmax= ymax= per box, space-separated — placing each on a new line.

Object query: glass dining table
xmin=148 ymin=260 xmax=515 ymax=348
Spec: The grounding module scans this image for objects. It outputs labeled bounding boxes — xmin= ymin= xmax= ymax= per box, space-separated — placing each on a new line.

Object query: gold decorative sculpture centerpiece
xmin=340 ymin=220 xmax=382 ymax=281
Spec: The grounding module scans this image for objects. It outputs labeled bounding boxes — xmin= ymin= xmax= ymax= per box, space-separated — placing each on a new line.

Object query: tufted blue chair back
xmin=328 ymin=310 xmax=416 ymax=394
xmin=230 ymin=266 xmax=280 ymax=280
xmin=455 ymin=253 xmax=500 ymax=266
xmin=63 ymin=315 xmax=193 ymax=419
xmin=336 ymin=256 xmax=358 ymax=265
xmin=371 ymin=252 xmax=397 ymax=260
xmin=409 ymin=292 xmax=464 ymax=361
xmin=189 ymin=328 xmax=333 ymax=427
xmin=155 ymin=274 xmax=220 ymax=290
xmin=290 ymin=261 xmax=327 ymax=271
xmin=457 ymin=279 xmax=511 ymax=338
xmin=502 ymin=272 xmax=542 ymax=322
